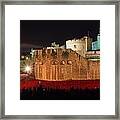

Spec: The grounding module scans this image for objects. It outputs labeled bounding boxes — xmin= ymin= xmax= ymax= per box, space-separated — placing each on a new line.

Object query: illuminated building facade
xmin=34 ymin=48 xmax=100 ymax=81
xmin=20 ymin=35 xmax=100 ymax=81
xmin=92 ymin=34 xmax=100 ymax=50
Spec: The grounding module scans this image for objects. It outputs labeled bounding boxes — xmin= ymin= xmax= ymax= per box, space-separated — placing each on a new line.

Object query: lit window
xmin=52 ymin=61 xmax=58 ymax=65
xmin=67 ymin=60 xmax=72 ymax=65
xmin=39 ymin=61 xmax=43 ymax=65
xmin=60 ymin=61 xmax=65 ymax=65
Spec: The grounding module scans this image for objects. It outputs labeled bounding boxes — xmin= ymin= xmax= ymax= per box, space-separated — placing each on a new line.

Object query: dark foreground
xmin=20 ymin=80 xmax=100 ymax=100
xmin=21 ymin=87 xmax=100 ymax=100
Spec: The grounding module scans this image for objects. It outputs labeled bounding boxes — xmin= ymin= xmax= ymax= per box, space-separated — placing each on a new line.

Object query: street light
xmin=25 ymin=65 xmax=31 ymax=73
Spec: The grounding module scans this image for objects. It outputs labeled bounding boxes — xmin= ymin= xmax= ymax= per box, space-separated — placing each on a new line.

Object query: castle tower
xmin=66 ymin=36 xmax=92 ymax=57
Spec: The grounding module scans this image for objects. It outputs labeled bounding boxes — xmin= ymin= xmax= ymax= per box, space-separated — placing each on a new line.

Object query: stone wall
xmin=34 ymin=48 xmax=100 ymax=81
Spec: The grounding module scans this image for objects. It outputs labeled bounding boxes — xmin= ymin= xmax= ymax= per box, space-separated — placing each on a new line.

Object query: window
xmin=67 ymin=60 xmax=72 ymax=65
xmin=39 ymin=61 xmax=43 ymax=65
xmin=51 ymin=60 xmax=58 ymax=65
xmin=74 ymin=45 xmax=76 ymax=48
xmin=60 ymin=60 xmax=65 ymax=65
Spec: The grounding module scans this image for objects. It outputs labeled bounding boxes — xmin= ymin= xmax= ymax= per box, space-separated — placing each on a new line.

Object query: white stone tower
xmin=66 ymin=36 xmax=92 ymax=57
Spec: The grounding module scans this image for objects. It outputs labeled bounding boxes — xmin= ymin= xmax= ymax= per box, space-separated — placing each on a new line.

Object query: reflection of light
xmin=25 ymin=65 xmax=31 ymax=73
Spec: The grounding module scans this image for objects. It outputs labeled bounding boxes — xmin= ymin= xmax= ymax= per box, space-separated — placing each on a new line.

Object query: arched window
xmin=67 ymin=60 xmax=72 ymax=65
xmin=39 ymin=61 xmax=43 ymax=65
xmin=51 ymin=60 xmax=58 ymax=65
xmin=60 ymin=60 xmax=65 ymax=65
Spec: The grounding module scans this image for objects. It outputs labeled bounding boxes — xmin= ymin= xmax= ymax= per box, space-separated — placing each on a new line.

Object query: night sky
xmin=20 ymin=20 xmax=100 ymax=53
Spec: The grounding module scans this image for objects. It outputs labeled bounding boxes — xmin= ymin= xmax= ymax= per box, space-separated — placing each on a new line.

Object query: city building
xmin=20 ymin=35 xmax=100 ymax=81
xmin=34 ymin=48 xmax=100 ymax=81
xmin=66 ymin=36 xmax=92 ymax=57
xmin=33 ymin=35 xmax=100 ymax=81
xmin=92 ymin=34 xmax=100 ymax=50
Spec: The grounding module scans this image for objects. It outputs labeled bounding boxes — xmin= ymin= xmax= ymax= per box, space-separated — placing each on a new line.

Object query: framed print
xmin=0 ymin=0 xmax=119 ymax=119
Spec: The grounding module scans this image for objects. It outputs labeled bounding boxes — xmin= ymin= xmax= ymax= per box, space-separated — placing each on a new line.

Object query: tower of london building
xmin=21 ymin=35 xmax=100 ymax=81
xmin=66 ymin=36 xmax=92 ymax=57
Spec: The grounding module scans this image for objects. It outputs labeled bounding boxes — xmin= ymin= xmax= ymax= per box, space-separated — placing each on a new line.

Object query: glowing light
xmin=26 ymin=57 xmax=29 ymax=60
xmin=25 ymin=65 xmax=31 ymax=73
xmin=21 ymin=56 xmax=24 ymax=59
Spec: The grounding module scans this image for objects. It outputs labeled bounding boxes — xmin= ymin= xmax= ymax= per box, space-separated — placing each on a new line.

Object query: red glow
xmin=20 ymin=80 xmax=100 ymax=91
